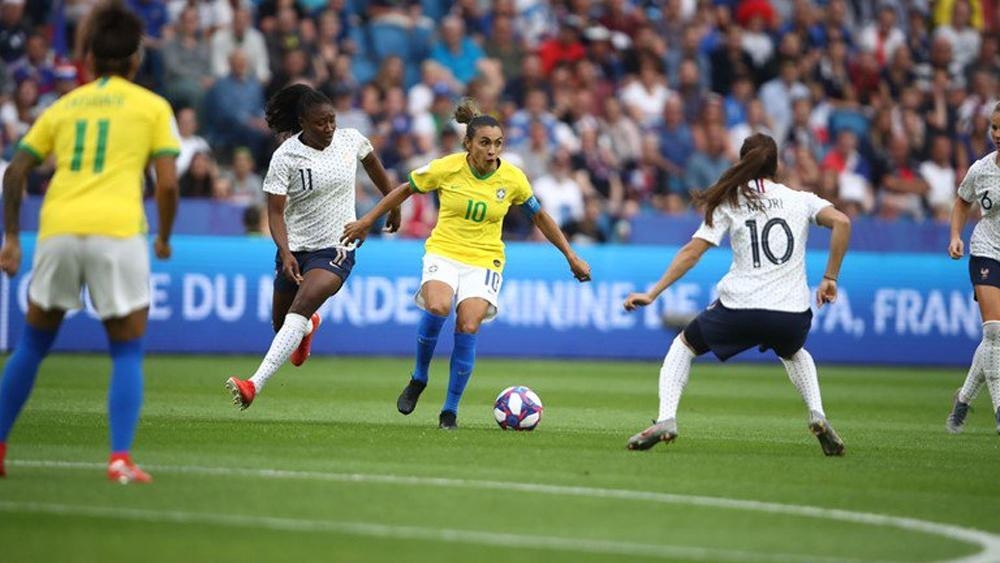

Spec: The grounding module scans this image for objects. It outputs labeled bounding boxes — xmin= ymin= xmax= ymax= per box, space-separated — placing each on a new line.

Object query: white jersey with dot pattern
xmin=958 ymin=151 xmax=1000 ymax=263
xmin=692 ymin=179 xmax=833 ymax=313
xmin=263 ymin=128 xmax=373 ymax=252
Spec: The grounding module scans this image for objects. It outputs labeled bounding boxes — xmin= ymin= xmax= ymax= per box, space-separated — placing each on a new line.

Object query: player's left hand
xmin=384 ymin=207 xmax=401 ymax=233
xmin=568 ymin=254 xmax=591 ymax=282
xmin=816 ymin=278 xmax=837 ymax=307
xmin=0 ymin=238 xmax=20 ymax=276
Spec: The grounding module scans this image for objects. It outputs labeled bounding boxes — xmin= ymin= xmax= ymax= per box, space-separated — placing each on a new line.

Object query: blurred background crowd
xmin=1 ymin=0 xmax=999 ymax=244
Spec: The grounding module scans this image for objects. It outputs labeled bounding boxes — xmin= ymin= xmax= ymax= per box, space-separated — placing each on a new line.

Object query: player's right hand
xmin=281 ymin=252 xmax=303 ymax=285
xmin=816 ymin=279 xmax=837 ymax=307
xmin=948 ymin=238 xmax=964 ymax=259
xmin=341 ymin=219 xmax=371 ymax=246
xmin=0 ymin=239 xmax=20 ymax=277
xmin=623 ymin=292 xmax=653 ymax=312
xmin=154 ymin=235 xmax=171 ymax=260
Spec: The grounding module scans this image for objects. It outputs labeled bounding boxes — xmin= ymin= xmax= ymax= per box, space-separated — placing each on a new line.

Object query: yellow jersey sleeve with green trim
xmin=21 ymin=76 xmax=180 ymax=240
xmin=408 ymin=155 xmax=452 ymax=193
xmin=417 ymin=153 xmax=531 ymax=270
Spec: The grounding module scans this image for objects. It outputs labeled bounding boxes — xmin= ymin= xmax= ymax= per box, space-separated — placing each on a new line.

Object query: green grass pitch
xmin=1 ymin=354 xmax=999 ymax=562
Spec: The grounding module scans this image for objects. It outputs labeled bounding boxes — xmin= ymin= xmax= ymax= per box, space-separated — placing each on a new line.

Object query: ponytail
xmin=454 ymin=97 xmax=501 ymax=143
xmin=694 ymin=133 xmax=778 ymax=226
xmin=265 ymin=83 xmax=332 ymax=135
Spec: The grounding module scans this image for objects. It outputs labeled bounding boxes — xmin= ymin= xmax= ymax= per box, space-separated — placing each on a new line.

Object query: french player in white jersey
xmin=622 ymin=134 xmax=852 ymax=456
xmin=946 ymin=102 xmax=1000 ymax=434
xmin=226 ymin=84 xmax=400 ymax=410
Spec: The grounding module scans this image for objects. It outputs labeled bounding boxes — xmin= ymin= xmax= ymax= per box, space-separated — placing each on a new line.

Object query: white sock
xmin=657 ymin=335 xmax=694 ymax=422
xmin=780 ymin=348 xmax=825 ymax=417
xmin=982 ymin=321 xmax=1000 ymax=412
xmin=957 ymin=341 xmax=985 ymax=404
xmin=250 ymin=313 xmax=310 ymax=393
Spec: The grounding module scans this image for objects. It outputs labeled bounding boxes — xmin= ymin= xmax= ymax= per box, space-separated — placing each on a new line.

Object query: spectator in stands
xmin=859 ymin=2 xmax=905 ymax=69
xmin=328 ymin=83 xmax=371 ymax=136
xmin=877 ymin=134 xmax=929 ymax=220
xmin=430 ymin=16 xmax=483 ymax=85
xmin=729 ymin=98 xmax=774 ymax=154
xmin=628 ymin=134 xmax=671 ymax=211
xmin=127 ymin=0 xmax=169 ymax=89
xmin=920 ymin=134 xmax=958 ymax=222
xmin=533 ymin=148 xmax=585 ymax=229
xmin=204 ymin=49 xmax=270 ymax=162
xmin=736 ymin=0 xmax=776 ymax=74
xmin=265 ymin=7 xmax=303 ymax=78
xmin=933 ymin=0 xmax=981 ymax=71
xmin=537 ymin=18 xmax=586 ymax=76
xmin=709 ymin=25 xmax=755 ymax=95
xmin=265 ymin=48 xmax=312 ymax=100
xmin=599 ymin=97 xmax=641 ymax=172
xmin=502 ymin=53 xmax=547 ymax=107
xmin=620 ymin=54 xmax=672 ymax=127
xmin=760 ymin=58 xmax=809 ymax=143
xmin=0 ymin=77 xmax=37 ymax=144
xmin=222 ymin=147 xmax=264 ymax=207
xmin=822 ymin=128 xmax=873 ymax=216
xmin=37 ymin=65 xmax=78 ymax=111
xmin=11 ymin=33 xmax=55 ymax=95
xmin=879 ymin=45 xmax=915 ymax=100
xmin=211 ymin=7 xmax=270 ymax=84
xmin=655 ymin=96 xmax=695 ymax=197
xmin=685 ymin=125 xmax=732 ymax=195
xmin=407 ymin=60 xmax=454 ymax=118
xmin=175 ymin=107 xmax=210 ymax=177
xmin=515 ymin=119 xmax=551 ymax=182
xmin=162 ymin=6 xmax=213 ymax=110
xmin=242 ymin=204 xmax=265 ymax=236
xmin=180 ymin=151 xmax=217 ymax=198
xmin=0 ymin=0 xmax=28 ymax=64
xmin=484 ymin=13 xmax=524 ymax=82
xmin=506 ymin=88 xmax=560 ymax=151
xmin=564 ymin=196 xmax=611 ymax=245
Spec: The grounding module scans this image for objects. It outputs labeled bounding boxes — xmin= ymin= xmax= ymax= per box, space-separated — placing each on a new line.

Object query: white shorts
xmin=29 ymin=234 xmax=150 ymax=320
xmin=415 ymin=253 xmax=503 ymax=321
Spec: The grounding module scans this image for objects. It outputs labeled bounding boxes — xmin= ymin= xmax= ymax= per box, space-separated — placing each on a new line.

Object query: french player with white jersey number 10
xmin=945 ymin=101 xmax=1000 ymax=435
xmin=622 ymin=133 xmax=852 ymax=457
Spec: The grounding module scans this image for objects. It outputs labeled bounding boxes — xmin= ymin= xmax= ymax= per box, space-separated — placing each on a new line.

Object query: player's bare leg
xmin=399 ymin=281 xmax=454 ymax=415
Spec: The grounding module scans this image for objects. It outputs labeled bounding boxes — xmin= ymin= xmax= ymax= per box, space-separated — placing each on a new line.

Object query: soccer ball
xmin=493 ymin=386 xmax=543 ymax=431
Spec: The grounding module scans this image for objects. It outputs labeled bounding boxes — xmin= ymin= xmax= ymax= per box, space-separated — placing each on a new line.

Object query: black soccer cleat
xmin=438 ymin=410 xmax=457 ymax=430
xmin=809 ymin=411 xmax=845 ymax=457
xmin=397 ymin=379 xmax=426 ymax=415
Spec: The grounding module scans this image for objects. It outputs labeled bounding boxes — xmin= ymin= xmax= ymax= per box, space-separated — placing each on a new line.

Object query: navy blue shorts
xmin=969 ymin=255 xmax=1000 ymax=288
xmin=274 ymin=247 xmax=355 ymax=293
xmin=682 ymin=300 xmax=813 ymax=361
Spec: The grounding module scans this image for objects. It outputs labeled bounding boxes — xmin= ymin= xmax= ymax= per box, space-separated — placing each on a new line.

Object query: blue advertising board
xmin=0 ymin=235 xmax=979 ymax=365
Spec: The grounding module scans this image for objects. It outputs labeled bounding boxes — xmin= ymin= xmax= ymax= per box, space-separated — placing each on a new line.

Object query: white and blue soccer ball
xmin=493 ymin=386 xmax=543 ymax=431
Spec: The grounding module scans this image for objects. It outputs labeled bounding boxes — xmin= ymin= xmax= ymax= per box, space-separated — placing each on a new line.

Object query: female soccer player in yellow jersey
xmin=0 ymin=3 xmax=180 ymax=483
xmin=342 ymin=99 xmax=591 ymax=429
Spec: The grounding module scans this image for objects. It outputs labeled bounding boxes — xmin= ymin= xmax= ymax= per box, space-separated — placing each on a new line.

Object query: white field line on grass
xmin=10 ymin=459 xmax=1000 ymax=563
xmin=0 ymin=500 xmax=863 ymax=563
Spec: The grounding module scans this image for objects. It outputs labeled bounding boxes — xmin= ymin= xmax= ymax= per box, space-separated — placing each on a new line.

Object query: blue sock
xmin=413 ymin=310 xmax=447 ymax=383
xmin=443 ymin=332 xmax=477 ymax=414
xmin=0 ymin=325 xmax=58 ymax=442
xmin=108 ymin=338 xmax=144 ymax=454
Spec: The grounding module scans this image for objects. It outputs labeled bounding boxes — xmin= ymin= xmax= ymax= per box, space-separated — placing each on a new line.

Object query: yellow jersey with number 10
xmin=18 ymin=75 xmax=180 ymax=240
xmin=408 ymin=152 xmax=533 ymax=271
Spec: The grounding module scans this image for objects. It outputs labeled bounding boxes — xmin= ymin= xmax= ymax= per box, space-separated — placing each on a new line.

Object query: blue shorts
xmin=683 ymin=300 xmax=813 ymax=361
xmin=969 ymin=255 xmax=1000 ymax=288
xmin=274 ymin=246 xmax=355 ymax=293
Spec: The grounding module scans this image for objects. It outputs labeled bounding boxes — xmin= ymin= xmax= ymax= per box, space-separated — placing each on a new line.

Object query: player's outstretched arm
xmin=624 ymin=238 xmax=712 ymax=311
xmin=152 ymin=155 xmax=179 ymax=260
xmin=815 ymin=206 xmax=852 ymax=307
xmin=531 ymin=209 xmax=591 ymax=282
xmin=0 ymin=150 xmax=41 ymax=276
xmin=361 ymin=153 xmax=401 ymax=233
xmin=948 ymin=196 xmax=972 ymax=260
xmin=341 ymin=182 xmax=413 ymax=246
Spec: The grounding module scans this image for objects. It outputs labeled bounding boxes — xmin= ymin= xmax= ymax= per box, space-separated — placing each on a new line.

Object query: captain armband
xmin=521 ymin=196 xmax=541 ymax=218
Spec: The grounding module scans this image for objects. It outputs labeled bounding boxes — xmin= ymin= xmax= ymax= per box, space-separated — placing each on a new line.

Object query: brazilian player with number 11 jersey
xmin=342 ymin=98 xmax=591 ymax=430
xmin=623 ymin=133 xmax=852 ymax=456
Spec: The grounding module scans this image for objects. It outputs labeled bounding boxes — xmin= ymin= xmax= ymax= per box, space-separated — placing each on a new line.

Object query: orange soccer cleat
xmin=107 ymin=454 xmax=153 ymax=484
xmin=225 ymin=377 xmax=256 ymax=410
xmin=290 ymin=313 xmax=321 ymax=367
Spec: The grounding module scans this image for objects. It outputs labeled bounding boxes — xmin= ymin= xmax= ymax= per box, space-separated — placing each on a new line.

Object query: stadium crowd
xmin=1 ymin=0 xmax=999 ymax=243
